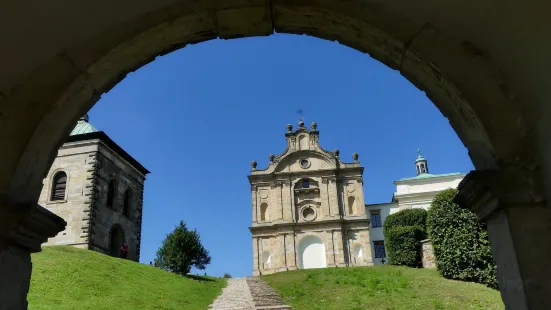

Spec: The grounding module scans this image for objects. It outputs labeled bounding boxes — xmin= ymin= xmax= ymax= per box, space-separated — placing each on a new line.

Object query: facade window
xmin=51 ymin=171 xmax=67 ymax=201
xmin=107 ymin=179 xmax=117 ymax=207
xmin=123 ymin=189 xmax=132 ymax=217
xmin=370 ymin=210 xmax=382 ymax=228
xmin=260 ymin=202 xmax=268 ymax=221
xmin=303 ymin=179 xmax=310 ymax=188
xmin=374 ymin=240 xmax=386 ymax=258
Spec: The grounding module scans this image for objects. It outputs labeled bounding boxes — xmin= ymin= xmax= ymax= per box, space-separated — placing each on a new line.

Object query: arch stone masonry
xmin=0 ymin=0 xmax=551 ymax=309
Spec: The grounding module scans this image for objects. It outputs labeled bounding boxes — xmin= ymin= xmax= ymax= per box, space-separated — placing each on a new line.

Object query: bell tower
xmin=415 ymin=148 xmax=429 ymax=175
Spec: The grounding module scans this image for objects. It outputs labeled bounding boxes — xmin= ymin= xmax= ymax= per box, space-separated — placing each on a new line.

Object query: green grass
xmin=28 ymin=246 xmax=226 ymax=310
xmin=263 ymin=266 xmax=504 ymax=310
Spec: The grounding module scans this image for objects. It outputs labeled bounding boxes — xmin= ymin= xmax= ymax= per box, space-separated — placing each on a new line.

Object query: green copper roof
xmin=70 ymin=114 xmax=98 ymax=136
xmin=399 ymin=172 xmax=463 ymax=181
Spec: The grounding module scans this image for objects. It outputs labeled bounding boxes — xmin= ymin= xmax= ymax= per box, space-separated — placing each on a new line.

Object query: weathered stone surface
xmin=421 ymin=239 xmax=435 ymax=269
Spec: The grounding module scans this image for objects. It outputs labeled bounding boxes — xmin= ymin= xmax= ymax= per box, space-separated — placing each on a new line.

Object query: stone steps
xmin=246 ymin=277 xmax=293 ymax=310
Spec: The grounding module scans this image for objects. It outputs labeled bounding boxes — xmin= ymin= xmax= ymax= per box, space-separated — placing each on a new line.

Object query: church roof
xmin=70 ymin=115 xmax=98 ymax=136
xmin=398 ymin=172 xmax=463 ymax=182
xmin=65 ymin=114 xmax=150 ymax=175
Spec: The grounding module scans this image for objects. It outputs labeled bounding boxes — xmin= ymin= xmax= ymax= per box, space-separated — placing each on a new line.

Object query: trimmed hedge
xmin=384 ymin=225 xmax=425 ymax=267
xmin=383 ymin=208 xmax=428 ymax=267
xmin=383 ymin=208 xmax=428 ymax=234
xmin=427 ymin=188 xmax=497 ymax=288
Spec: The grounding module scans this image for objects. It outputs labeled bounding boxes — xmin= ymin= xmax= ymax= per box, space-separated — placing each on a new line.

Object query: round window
xmin=302 ymin=207 xmax=316 ymax=221
xmin=300 ymin=159 xmax=310 ymax=169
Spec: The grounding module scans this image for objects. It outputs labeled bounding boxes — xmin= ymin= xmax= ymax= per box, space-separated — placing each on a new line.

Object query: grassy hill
xmin=28 ymin=246 xmax=225 ymax=310
xmin=263 ymin=266 xmax=504 ymax=310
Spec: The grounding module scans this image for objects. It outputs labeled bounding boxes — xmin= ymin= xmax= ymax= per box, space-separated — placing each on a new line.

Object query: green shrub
xmin=385 ymin=225 xmax=425 ymax=267
xmin=383 ymin=208 xmax=428 ymax=267
xmin=383 ymin=208 xmax=428 ymax=234
xmin=427 ymin=188 xmax=497 ymax=288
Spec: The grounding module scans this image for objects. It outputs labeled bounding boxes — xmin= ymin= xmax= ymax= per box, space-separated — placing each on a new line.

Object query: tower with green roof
xmin=415 ymin=148 xmax=429 ymax=175
xmin=38 ymin=115 xmax=150 ymax=262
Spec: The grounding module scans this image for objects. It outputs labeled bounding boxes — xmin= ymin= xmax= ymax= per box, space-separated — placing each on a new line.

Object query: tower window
xmin=107 ymin=180 xmax=117 ymax=207
xmin=303 ymin=179 xmax=310 ymax=188
xmin=123 ymin=189 xmax=132 ymax=217
xmin=51 ymin=171 xmax=67 ymax=201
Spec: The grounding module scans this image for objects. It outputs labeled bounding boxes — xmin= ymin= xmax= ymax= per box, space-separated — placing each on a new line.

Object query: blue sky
xmin=87 ymin=34 xmax=474 ymax=277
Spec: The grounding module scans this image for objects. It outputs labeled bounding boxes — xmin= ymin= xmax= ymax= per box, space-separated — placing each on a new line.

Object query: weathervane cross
xmin=297 ymin=108 xmax=304 ymax=122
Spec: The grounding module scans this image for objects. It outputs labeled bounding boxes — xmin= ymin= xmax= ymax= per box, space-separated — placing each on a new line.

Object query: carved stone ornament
xmin=251 ymin=185 xmax=257 ymax=192
xmin=322 ymin=178 xmax=329 ymax=184
xmin=356 ymin=178 xmax=363 ymax=183
xmin=270 ymin=181 xmax=282 ymax=189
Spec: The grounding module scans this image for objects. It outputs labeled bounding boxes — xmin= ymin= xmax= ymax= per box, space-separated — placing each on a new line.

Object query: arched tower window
xmin=303 ymin=179 xmax=310 ymax=188
xmin=123 ymin=189 xmax=132 ymax=217
xmin=107 ymin=179 xmax=117 ymax=207
xmin=260 ymin=202 xmax=268 ymax=221
xmin=51 ymin=171 xmax=67 ymax=201
xmin=348 ymin=196 xmax=356 ymax=215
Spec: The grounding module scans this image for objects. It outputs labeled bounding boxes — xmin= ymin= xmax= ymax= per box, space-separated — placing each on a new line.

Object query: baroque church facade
xmin=248 ymin=120 xmax=372 ymax=276
xmin=249 ymin=121 xmax=465 ymax=275
xmin=38 ymin=115 xmax=149 ymax=261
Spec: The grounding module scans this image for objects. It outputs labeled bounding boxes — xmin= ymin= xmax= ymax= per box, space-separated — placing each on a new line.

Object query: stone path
xmin=209 ymin=277 xmax=292 ymax=310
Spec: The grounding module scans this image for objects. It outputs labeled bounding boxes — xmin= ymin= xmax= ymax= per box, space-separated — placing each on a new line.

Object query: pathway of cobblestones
xmin=208 ymin=277 xmax=292 ymax=310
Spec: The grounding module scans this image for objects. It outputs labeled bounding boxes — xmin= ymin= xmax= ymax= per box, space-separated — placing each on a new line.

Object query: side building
xmin=248 ymin=121 xmax=372 ymax=276
xmin=38 ymin=115 xmax=150 ymax=261
xmin=365 ymin=150 xmax=465 ymax=264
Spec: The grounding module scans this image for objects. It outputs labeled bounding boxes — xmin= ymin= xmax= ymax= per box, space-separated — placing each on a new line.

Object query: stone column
xmin=0 ymin=203 xmax=66 ymax=310
xmin=455 ymin=169 xmax=551 ymax=310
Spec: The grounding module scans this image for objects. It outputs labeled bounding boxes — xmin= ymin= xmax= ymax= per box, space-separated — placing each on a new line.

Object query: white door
xmin=298 ymin=235 xmax=327 ymax=269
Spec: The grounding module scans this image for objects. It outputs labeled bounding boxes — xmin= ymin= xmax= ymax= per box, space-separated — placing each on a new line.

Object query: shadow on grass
xmin=185 ymin=274 xmax=216 ymax=282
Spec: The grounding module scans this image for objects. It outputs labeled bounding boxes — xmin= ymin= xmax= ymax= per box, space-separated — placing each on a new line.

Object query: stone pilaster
xmin=252 ymin=236 xmax=259 ymax=276
xmin=281 ymin=181 xmax=294 ymax=222
xmin=251 ymin=185 xmax=257 ymax=224
xmin=0 ymin=203 xmax=66 ymax=310
xmin=454 ymin=169 xmax=551 ymax=310
xmin=328 ymin=177 xmax=339 ymax=217
xmin=320 ymin=178 xmax=330 ymax=219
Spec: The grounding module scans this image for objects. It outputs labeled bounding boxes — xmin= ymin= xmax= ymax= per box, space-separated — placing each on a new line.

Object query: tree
xmin=383 ymin=208 xmax=428 ymax=267
xmin=155 ymin=221 xmax=211 ymax=275
xmin=223 ymin=273 xmax=232 ymax=278
xmin=427 ymin=188 xmax=497 ymax=288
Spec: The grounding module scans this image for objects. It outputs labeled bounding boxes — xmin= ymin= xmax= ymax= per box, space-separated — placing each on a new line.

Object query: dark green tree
xmin=427 ymin=188 xmax=497 ymax=288
xmin=155 ymin=221 xmax=211 ymax=275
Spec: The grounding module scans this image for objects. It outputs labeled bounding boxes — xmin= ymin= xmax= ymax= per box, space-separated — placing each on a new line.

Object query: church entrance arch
xmin=109 ymin=224 xmax=125 ymax=258
xmin=298 ymin=235 xmax=327 ymax=269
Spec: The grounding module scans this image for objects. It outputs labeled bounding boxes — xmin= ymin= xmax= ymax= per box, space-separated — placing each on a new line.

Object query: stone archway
xmin=109 ymin=224 xmax=125 ymax=258
xmin=298 ymin=235 xmax=327 ymax=269
xmin=0 ymin=1 xmax=550 ymax=309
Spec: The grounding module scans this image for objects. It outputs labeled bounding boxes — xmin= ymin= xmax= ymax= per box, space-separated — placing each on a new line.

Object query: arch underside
xmin=0 ymin=0 xmax=538 ymax=208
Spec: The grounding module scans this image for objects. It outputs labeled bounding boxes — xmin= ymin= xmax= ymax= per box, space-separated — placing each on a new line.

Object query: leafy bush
xmin=384 ymin=226 xmax=425 ymax=267
xmin=223 ymin=273 xmax=232 ymax=278
xmin=383 ymin=209 xmax=428 ymax=267
xmin=427 ymin=188 xmax=497 ymax=288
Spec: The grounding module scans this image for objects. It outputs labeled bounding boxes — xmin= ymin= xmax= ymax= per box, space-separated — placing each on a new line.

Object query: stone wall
xmin=90 ymin=143 xmax=145 ymax=262
xmin=39 ymin=141 xmax=99 ymax=247
xmin=421 ymin=239 xmax=436 ymax=268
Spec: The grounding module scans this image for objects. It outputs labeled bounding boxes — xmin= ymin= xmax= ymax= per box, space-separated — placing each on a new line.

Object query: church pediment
xmin=249 ymin=121 xmax=361 ymax=176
